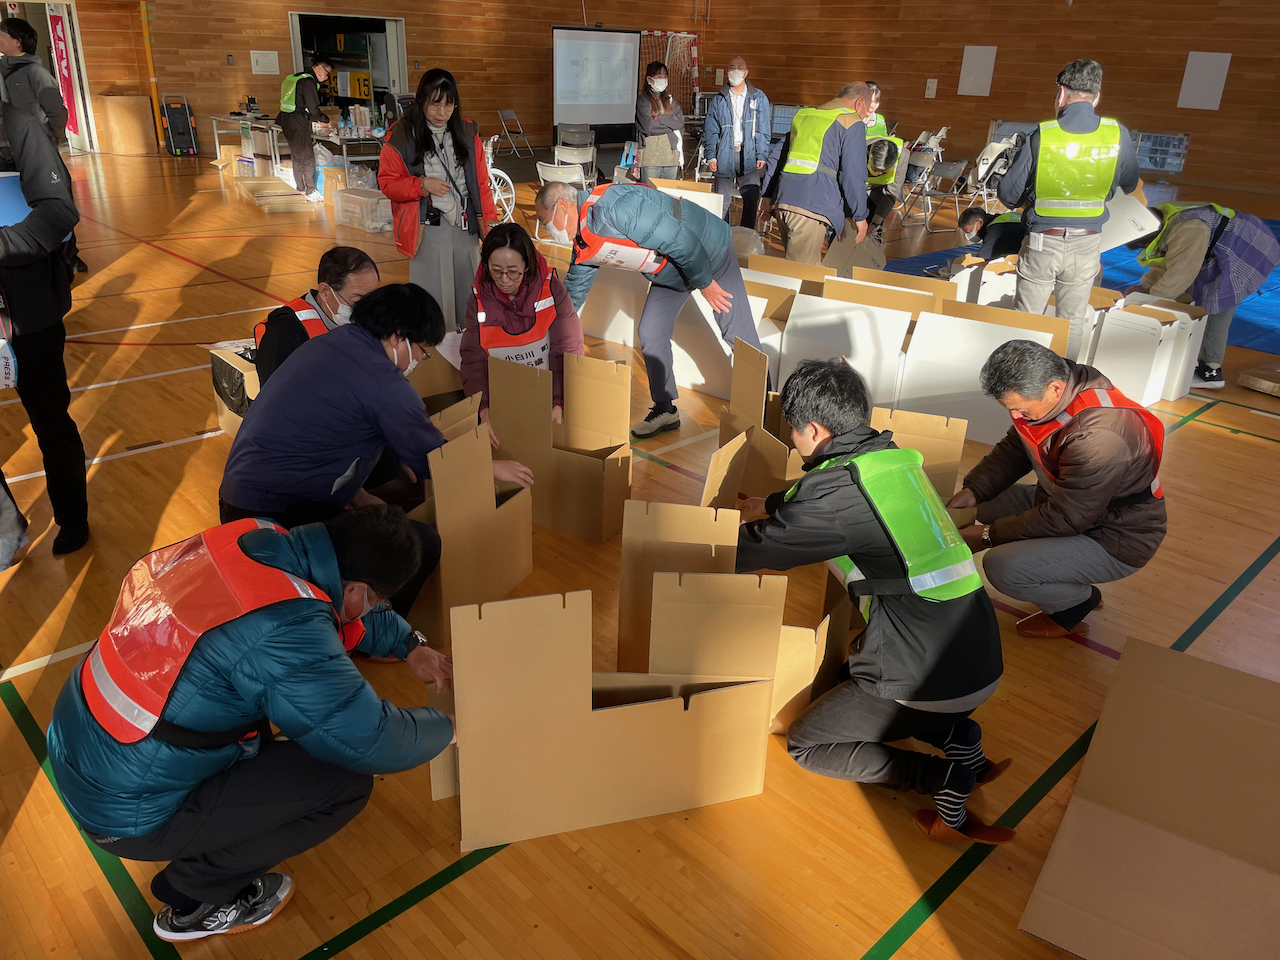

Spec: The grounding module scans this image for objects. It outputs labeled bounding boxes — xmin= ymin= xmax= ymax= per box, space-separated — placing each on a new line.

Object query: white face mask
xmin=326 ymin=288 xmax=352 ymax=325
xmin=397 ymin=338 xmax=419 ymax=378
xmin=727 ymin=70 xmax=746 ymax=87
xmin=545 ymin=204 xmax=572 ymax=246
xmin=343 ymin=584 xmax=376 ymax=623
xmin=649 ymin=78 xmax=668 ymax=93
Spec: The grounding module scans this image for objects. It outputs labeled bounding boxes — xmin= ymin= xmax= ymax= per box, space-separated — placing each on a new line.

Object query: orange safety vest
xmin=573 ymin=184 xmax=669 ymax=275
xmin=1012 ymin=387 xmax=1164 ymax=499
xmin=79 ymin=518 xmax=367 ymax=745
xmin=253 ymin=295 xmax=329 ymax=349
xmin=474 ymin=273 xmax=557 ymax=369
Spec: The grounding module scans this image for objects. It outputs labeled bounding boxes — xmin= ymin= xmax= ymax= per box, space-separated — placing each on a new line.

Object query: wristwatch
xmin=405 ymin=630 xmax=431 ymax=659
xmin=980 ymin=525 xmax=992 ymax=549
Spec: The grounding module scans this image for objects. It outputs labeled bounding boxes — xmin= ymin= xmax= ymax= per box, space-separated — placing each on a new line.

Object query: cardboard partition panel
xmin=823 ymin=228 xmax=887 ymax=275
xmin=778 ymin=293 xmax=910 ymax=404
xmin=616 ymin=501 xmax=740 ymax=673
xmin=670 ymin=289 xmax=772 ymax=400
xmin=1019 ymin=641 xmax=1280 ymax=960
xmin=869 ymin=407 xmax=968 ymax=498
xmin=770 ymin=620 xmax=828 ymax=734
xmin=898 ymin=312 xmax=1057 ymax=444
xmin=1091 ymin=307 xmax=1179 ymax=407
xmin=489 ymin=353 xmax=632 ymax=542
xmin=702 ymin=429 xmax=751 ymax=510
xmin=576 ymin=265 xmax=649 ymax=347
xmin=406 ymin=344 xmax=464 ymax=400
xmin=821 ymin=276 xmax=943 ymax=321
xmin=744 ymin=277 xmax=798 ymax=323
xmin=406 ymin=418 xmax=533 ymax=650
xmin=941 ymin=299 xmax=1071 ymax=357
xmin=452 ymin=583 xmax=784 ymax=850
xmin=652 ymin=177 xmax=727 ymax=218
xmin=1099 ymin=187 xmax=1161 ymax=253
xmin=719 ymin=339 xmax=805 ymax=499
xmin=1125 ymin=294 xmax=1208 ymax=401
xmin=838 ymin=265 xmax=957 ymax=300
xmin=978 ymin=258 xmax=1019 ymax=308
xmin=1048 ymin=286 xmax=1125 ymax=363
xmin=747 ymin=254 xmax=835 ymax=297
xmin=741 ymin=267 xmax=804 ymax=298
xmin=649 ymin=176 xmax=713 ymax=193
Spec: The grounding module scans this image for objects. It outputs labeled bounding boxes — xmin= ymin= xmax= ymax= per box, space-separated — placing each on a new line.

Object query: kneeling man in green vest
xmin=949 ymin=341 xmax=1167 ymax=638
xmin=737 ymin=359 xmax=1014 ymax=845
xmin=997 ymin=59 xmax=1140 ymax=361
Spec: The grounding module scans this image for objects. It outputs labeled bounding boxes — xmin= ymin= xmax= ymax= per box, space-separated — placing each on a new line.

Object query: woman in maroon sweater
xmin=460 ymin=223 xmax=585 ymax=446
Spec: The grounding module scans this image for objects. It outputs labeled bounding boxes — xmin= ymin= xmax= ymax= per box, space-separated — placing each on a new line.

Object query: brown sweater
xmin=963 ymin=363 xmax=1167 ymax=568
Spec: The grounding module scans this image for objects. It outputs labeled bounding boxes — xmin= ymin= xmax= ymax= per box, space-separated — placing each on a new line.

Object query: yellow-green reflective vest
xmin=1137 ymin=202 xmax=1236 ymax=267
xmin=279 ymin=73 xmax=311 ymax=114
xmin=1033 ymin=118 xmax=1121 ymax=218
xmin=783 ymin=448 xmax=983 ymax=602
xmin=866 ymin=135 xmax=905 ymax=186
xmin=782 ymin=106 xmax=855 ymax=177
xmin=993 ymin=211 xmax=1022 ymax=225
xmin=865 ymin=113 xmax=888 ymax=139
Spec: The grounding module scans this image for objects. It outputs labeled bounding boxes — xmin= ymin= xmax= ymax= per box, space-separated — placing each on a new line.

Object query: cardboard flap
xmin=431 ymin=393 xmax=481 ymax=442
xmin=1151 ymin=298 xmax=1205 ymax=319
xmin=869 ymin=407 xmax=968 ymax=498
xmin=648 ymin=573 xmax=788 ymax=677
xmin=702 ymin=429 xmax=751 ymax=510
xmin=1117 ymin=305 xmax=1181 ymax=326
xmin=743 ymin=279 xmax=797 ymax=322
xmin=941 ymin=299 xmax=1071 ymax=356
xmin=984 ymin=257 xmax=1018 ymax=275
xmin=563 ymin=353 xmax=631 ymax=441
xmin=770 ymin=619 xmax=827 ymax=734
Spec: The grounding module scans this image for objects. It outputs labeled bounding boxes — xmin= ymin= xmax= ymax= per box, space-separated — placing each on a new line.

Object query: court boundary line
xmin=0 ymin=365 xmax=208 ymax=408
xmin=7 ymin=431 xmax=224 ymax=483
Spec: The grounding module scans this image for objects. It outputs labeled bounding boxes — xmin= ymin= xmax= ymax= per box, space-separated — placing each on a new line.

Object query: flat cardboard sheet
xmin=489 ymin=353 xmax=631 ymax=542
xmin=869 ymin=407 xmax=968 ymax=498
xmin=652 ymin=177 xmax=726 ymax=218
xmin=747 ymin=254 xmax=834 ymax=297
xmin=941 ymin=299 xmax=1070 ymax=356
xmin=452 ymin=580 xmax=785 ymax=850
xmin=779 ymin=293 xmax=911 ymax=404
xmin=671 ymin=289 xmax=772 ymax=400
xmin=576 ymin=266 xmax=648 ymax=347
xmin=838 ymin=266 xmax=957 ymax=300
xmin=719 ymin=339 xmax=805 ymax=499
xmin=616 ymin=501 xmax=740 ymax=673
xmin=1100 ymin=190 xmax=1161 ymax=253
xmin=1020 ymin=641 xmax=1280 ymax=960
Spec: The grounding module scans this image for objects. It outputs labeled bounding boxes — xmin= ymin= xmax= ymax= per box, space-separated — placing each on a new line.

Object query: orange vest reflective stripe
xmin=473 ymin=273 xmax=557 ymax=369
xmin=79 ymin=518 xmax=366 ymax=745
xmin=1012 ymin=387 xmax=1164 ymax=499
xmin=574 ymin=185 xmax=670 ymax=275
xmin=253 ymin=296 xmax=329 ymax=349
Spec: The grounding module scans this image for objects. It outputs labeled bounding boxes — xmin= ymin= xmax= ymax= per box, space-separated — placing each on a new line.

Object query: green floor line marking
xmin=1165 ymin=399 xmax=1219 ymax=434
xmin=858 ymin=523 xmax=1280 ymax=960
xmin=1189 ymin=417 xmax=1280 ymax=445
xmin=0 ymin=682 xmax=181 ymax=960
xmin=296 ymin=844 xmax=506 ymax=960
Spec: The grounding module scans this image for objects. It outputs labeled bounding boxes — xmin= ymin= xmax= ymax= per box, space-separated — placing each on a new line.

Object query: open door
xmin=42 ymin=2 xmax=97 ymax=153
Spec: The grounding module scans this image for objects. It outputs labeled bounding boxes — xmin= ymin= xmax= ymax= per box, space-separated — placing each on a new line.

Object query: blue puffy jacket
xmin=46 ymin=522 xmax=453 ymax=837
xmin=563 ymin=185 xmax=734 ymax=309
xmin=701 ymin=82 xmax=771 ymax=178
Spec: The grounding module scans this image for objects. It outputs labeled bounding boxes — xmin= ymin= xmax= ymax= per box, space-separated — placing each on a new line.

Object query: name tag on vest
xmin=579 ymin=242 xmax=663 ymax=273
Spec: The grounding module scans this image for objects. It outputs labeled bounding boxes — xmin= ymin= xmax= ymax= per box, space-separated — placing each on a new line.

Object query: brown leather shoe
xmin=1015 ymin=611 xmax=1090 ymax=638
xmin=914 ymin=809 xmax=1017 ymax=845
xmin=977 ymin=757 xmax=1012 ymax=787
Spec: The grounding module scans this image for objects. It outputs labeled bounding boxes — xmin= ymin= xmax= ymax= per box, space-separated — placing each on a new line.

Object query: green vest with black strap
xmin=279 ymin=73 xmax=312 ymax=114
xmin=992 ymin=210 xmax=1022 ymax=225
xmin=1033 ymin=118 xmax=1122 ymax=218
xmin=783 ymin=448 xmax=983 ymax=602
xmin=865 ymin=113 xmax=889 ymax=139
xmin=782 ymin=106 xmax=855 ymax=177
xmin=866 ymin=135 xmax=905 ymax=187
xmin=1136 ymin=202 xmax=1235 ymax=267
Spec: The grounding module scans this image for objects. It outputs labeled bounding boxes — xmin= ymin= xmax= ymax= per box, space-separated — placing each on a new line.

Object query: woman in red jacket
xmin=460 ymin=223 xmax=585 ymax=446
xmin=378 ymin=68 xmax=497 ymax=332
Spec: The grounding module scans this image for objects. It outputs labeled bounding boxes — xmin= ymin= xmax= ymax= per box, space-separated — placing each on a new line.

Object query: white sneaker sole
xmin=153 ymin=877 xmax=294 ymax=942
xmin=1191 ymin=379 xmax=1226 ymax=390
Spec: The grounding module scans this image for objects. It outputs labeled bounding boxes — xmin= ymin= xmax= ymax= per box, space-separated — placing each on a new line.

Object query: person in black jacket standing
xmin=736 ymin=360 xmax=1013 ymax=845
xmin=277 ymin=56 xmax=332 ymax=201
xmin=0 ymin=96 xmax=88 ymax=554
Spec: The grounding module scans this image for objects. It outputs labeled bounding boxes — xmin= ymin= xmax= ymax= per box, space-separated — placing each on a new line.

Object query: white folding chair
xmin=534 ymin=161 xmax=589 ymax=240
xmin=554 ymin=145 xmax=598 ymax=187
xmin=902 ymin=160 xmax=970 ymax=233
xmin=558 ymin=124 xmax=595 ymax=146
xmin=497 ymin=109 xmax=534 ymax=159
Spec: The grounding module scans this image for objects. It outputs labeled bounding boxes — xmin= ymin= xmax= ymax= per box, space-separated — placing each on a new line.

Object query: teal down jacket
xmin=46 ymin=522 xmax=453 ymax=837
xmin=563 ymin=184 xmax=734 ymax=310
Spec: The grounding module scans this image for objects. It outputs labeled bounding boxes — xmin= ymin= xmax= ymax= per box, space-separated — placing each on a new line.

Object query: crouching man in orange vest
xmin=46 ymin=506 xmax=455 ymax=943
xmin=949 ymin=340 xmax=1167 ymax=638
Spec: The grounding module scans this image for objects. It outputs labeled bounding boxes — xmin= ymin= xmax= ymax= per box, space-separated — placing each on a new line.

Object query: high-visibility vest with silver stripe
xmin=866 ymin=135 xmax=904 ymax=187
xmin=784 ymin=447 xmax=983 ymax=603
xmin=1033 ymin=118 xmax=1121 ymax=218
xmin=1137 ymin=202 xmax=1235 ymax=267
xmin=254 ymin=295 xmax=329 ymax=349
xmin=473 ymin=271 xmax=558 ymax=370
xmin=79 ymin=518 xmax=363 ymax=744
xmin=782 ymin=106 xmax=856 ymax=177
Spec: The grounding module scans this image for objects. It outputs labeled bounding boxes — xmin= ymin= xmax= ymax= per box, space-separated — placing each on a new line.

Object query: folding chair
xmin=902 ymin=160 xmax=970 ymax=233
xmin=897 ymin=150 xmax=935 ymax=220
xmin=554 ymin=145 xmax=598 ymax=187
xmin=497 ymin=109 xmax=534 ymax=159
xmin=558 ymin=124 xmax=595 ymax=146
xmin=534 ymin=161 xmax=589 ymax=240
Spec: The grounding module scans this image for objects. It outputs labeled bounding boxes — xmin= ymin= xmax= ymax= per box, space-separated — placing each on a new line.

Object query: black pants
xmin=869 ymin=185 xmax=896 ymax=225
xmin=217 ymin=498 xmax=441 ymax=618
xmin=786 ymin=659 xmax=975 ymax=797
xmin=281 ymin=119 xmax=316 ymax=195
xmin=88 ymin=739 xmax=373 ymax=905
xmin=11 ymin=322 xmax=87 ymax=529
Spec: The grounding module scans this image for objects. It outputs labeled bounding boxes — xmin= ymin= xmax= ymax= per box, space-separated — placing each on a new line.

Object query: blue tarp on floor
xmin=884 ymin=219 xmax=1280 ymax=356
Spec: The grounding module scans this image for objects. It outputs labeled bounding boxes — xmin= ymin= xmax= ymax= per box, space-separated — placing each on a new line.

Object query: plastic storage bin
xmin=333 ymin=188 xmax=392 ymax=233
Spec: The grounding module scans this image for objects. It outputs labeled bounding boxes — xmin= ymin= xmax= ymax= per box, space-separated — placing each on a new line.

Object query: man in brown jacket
xmin=947 ymin=340 xmax=1166 ymax=638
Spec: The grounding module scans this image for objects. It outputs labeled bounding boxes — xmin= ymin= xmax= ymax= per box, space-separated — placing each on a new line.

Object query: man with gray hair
xmin=760 ymin=81 xmax=874 ymax=264
xmin=948 ymin=340 xmax=1166 ymax=638
xmin=997 ymin=60 xmax=1140 ymax=361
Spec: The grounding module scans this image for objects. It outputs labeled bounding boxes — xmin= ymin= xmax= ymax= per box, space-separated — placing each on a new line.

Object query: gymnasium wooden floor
xmin=2 ymin=153 xmax=1279 ymax=960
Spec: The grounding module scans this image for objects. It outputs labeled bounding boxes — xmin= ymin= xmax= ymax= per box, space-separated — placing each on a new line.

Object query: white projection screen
xmin=553 ymin=27 xmax=641 ymax=126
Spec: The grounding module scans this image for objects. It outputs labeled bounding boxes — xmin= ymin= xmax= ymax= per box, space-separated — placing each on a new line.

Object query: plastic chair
xmin=534 ymin=161 xmax=589 ymax=240
xmin=558 ymin=124 xmax=595 ymax=146
xmin=554 ymin=145 xmax=598 ymax=186
xmin=902 ymin=160 xmax=970 ymax=233
xmin=497 ymin=109 xmax=534 ymax=159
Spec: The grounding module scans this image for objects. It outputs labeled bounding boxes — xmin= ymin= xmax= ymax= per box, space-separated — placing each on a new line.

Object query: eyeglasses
xmin=488 ymin=266 xmax=525 ymax=281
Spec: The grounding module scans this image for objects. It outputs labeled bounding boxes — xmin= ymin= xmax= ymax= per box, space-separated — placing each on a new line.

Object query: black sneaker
xmin=52 ymin=523 xmax=90 ymax=556
xmin=153 ymin=873 xmax=293 ymax=942
xmin=631 ymin=405 xmax=680 ymax=438
xmin=1191 ymin=363 xmax=1225 ymax=390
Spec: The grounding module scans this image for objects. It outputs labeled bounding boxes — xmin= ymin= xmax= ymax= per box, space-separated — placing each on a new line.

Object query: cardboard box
xmin=718 ymin=339 xmax=804 ymax=499
xmin=317 ymin=165 xmax=347 ymax=202
xmin=449 ymin=575 xmax=790 ymax=851
xmin=746 ymin=254 xmax=834 ymax=297
xmin=208 ymin=339 xmax=260 ymax=439
xmin=488 ymin=353 xmax=632 ymax=542
xmin=1048 ymin=286 xmax=1124 ymax=363
xmin=1238 ymin=362 xmax=1280 ymax=398
xmin=869 ymin=407 xmax=968 ymax=498
xmin=211 ymin=144 xmax=239 ymax=170
xmin=1125 ymin=293 xmax=1208 ymax=401
xmin=778 ymin=292 xmax=911 ymax=403
xmin=1091 ymin=305 xmax=1179 ymax=407
xmin=616 ymin=501 xmax=740 ymax=673
xmin=406 ymin=396 xmax=533 ymax=651
xmin=1019 ymin=640 xmax=1280 ymax=960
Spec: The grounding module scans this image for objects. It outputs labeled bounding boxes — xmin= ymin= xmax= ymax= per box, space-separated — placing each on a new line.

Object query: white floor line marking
xmin=65 ymin=306 xmax=268 ymax=339
xmin=0 ymin=365 xmax=209 ymax=408
xmin=0 ymin=641 xmax=95 ymax=683
xmin=1249 ymin=408 xmax=1280 ymax=422
xmin=648 ymin=430 xmax=720 ymax=456
xmin=6 ymin=430 xmax=225 ymax=482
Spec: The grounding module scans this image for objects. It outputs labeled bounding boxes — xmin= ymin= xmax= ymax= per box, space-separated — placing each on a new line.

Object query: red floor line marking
xmin=989 ymin=597 xmax=1121 ymax=660
xmin=77 ymin=213 xmax=289 ymax=305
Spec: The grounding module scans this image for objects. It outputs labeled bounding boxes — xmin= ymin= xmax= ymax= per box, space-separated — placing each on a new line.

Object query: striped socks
xmin=941 ymin=718 xmax=991 ymax=781
xmin=935 ymin=761 xmax=976 ymax=831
